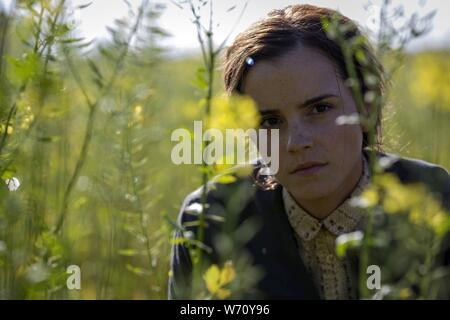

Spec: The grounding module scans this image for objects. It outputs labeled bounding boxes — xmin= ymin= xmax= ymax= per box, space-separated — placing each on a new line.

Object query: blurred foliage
xmin=409 ymin=51 xmax=450 ymax=112
xmin=202 ymin=260 xmax=235 ymax=299
xmin=384 ymin=50 xmax=450 ymax=168
xmin=353 ymin=172 xmax=450 ymax=299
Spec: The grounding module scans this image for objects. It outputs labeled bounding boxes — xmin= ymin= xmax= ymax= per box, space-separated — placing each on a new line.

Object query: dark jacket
xmin=168 ymin=152 xmax=450 ymax=299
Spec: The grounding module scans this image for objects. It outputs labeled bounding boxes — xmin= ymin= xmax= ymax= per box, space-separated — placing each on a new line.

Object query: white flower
xmin=349 ymin=196 xmax=369 ymax=208
xmin=185 ymin=202 xmax=204 ymax=215
xmin=378 ymin=156 xmax=399 ymax=169
xmin=125 ymin=193 xmax=137 ymax=202
xmin=335 ymin=231 xmax=364 ymax=258
xmin=5 ymin=177 xmax=20 ymax=191
xmin=336 ymin=231 xmax=364 ymax=246
xmin=183 ymin=230 xmax=195 ymax=240
xmin=26 ymin=262 xmax=49 ymax=283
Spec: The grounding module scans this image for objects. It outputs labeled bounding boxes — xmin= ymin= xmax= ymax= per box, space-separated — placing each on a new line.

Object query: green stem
xmin=188 ymin=0 xmax=218 ymax=298
xmin=124 ymin=103 xmax=153 ymax=272
xmin=337 ymin=26 xmax=382 ymax=300
xmin=0 ymin=0 xmax=64 ymax=164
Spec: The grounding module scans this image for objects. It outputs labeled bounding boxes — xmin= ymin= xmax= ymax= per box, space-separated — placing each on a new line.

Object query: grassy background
xmin=0 ymin=2 xmax=449 ymax=299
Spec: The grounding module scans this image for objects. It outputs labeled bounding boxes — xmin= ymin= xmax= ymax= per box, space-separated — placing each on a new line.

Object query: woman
xmin=169 ymin=4 xmax=450 ymax=299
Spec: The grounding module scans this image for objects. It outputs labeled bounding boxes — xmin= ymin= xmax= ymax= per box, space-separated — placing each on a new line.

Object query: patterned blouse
xmin=282 ymin=155 xmax=370 ymax=299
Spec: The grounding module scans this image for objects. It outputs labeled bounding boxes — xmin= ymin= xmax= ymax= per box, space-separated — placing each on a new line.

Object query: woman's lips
xmin=290 ymin=163 xmax=328 ymax=177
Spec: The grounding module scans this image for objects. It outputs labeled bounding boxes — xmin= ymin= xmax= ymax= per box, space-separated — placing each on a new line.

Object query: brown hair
xmin=223 ymin=4 xmax=386 ymax=150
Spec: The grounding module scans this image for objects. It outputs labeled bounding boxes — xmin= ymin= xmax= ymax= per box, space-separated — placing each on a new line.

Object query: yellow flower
xmin=132 ymin=105 xmax=144 ymax=123
xmin=208 ymin=95 xmax=259 ymax=131
xmin=182 ymin=101 xmax=202 ymax=119
xmin=375 ymin=173 xmax=424 ymax=213
xmin=203 ymin=260 xmax=236 ymax=299
xmin=220 ymin=261 xmax=236 ymax=285
xmin=399 ymin=287 xmax=412 ymax=299
xmin=410 ymin=194 xmax=450 ymax=237
xmin=370 ymin=172 xmax=450 ymax=237
xmin=20 ymin=113 xmax=34 ymax=129
xmin=359 ymin=187 xmax=379 ymax=208
xmin=0 ymin=124 xmax=13 ymax=135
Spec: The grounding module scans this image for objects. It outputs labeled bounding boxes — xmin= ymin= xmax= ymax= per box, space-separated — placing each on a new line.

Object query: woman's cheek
xmin=313 ymin=122 xmax=340 ymax=145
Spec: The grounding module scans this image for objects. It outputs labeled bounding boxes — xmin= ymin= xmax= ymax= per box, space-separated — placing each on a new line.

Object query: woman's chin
xmin=284 ymin=182 xmax=335 ymax=202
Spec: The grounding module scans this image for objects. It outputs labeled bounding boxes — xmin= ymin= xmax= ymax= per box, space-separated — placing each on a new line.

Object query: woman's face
xmin=243 ymin=45 xmax=365 ymax=217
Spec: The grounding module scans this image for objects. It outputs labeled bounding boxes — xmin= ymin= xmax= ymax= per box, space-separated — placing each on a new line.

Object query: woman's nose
xmin=286 ymin=124 xmax=313 ymax=152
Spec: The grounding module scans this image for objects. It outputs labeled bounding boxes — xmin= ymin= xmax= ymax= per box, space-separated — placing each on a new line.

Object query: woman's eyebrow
xmin=258 ymin=93 xmax=339 ymax=115
xmin=259 ymin=109 xmax=281 ymax=116
xmin=298 ymin=93 xmax=339 ymax=108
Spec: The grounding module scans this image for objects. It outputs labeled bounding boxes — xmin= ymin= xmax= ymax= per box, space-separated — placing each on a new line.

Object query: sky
xmin=3 ymin=0 xmax=450 ymax=53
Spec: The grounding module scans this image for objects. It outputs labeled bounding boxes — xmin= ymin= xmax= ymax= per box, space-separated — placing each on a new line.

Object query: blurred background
xmin=0 ymin=0 xmax=449 ymax=299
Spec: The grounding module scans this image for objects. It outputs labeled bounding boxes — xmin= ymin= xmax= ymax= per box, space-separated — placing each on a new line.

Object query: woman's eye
xmin=260 ymin=116 xmax=282 ymax=128
xmin=310 ymin=104 xmax=332 ymax=115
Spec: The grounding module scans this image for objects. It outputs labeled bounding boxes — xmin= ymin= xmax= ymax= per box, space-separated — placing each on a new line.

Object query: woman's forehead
xmin=243 ymin=46 xmax=343 ymax=108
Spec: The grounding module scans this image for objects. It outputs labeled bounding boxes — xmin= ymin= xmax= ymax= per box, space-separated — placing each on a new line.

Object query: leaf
xmin=1 ymin=167 xmax=16 ymax=180
xmin=46 ymin=54 xmax=57 ymax=62
xmin=170 ymin=237 xmax=188 ymax=245
xmin=123 ymin=0 xmax=132 ymax=10
xmin=149 ymin=26 xmax=170 ymax=37
xmin=75 ymin=40 xmax=94 ymax=49
xmin=219 ymin=261 xmax=236 ymax=286
xmin=54 ymin=23 xmax=71 ymax=37
xmin=183 ymin=220 xmax=207 ymax=228
xmin=76 ymin=2 xmax=93 ymax=10
xmin=87 ymin=59 xmax=103 ymax=81
xmin=60 ymin=37 xmax=85 ymax=44
xmin=125 ymin=264 xmax=145 ymax=276
xmin=114 ymin=18 xmax=129 ymax=28
xmin=203 ymin=264 xmax=221 ymax=293
xmin=118 ymin=248 xmax=139 ymax=256
xmin=206 ymin=214 xmax=225 ymax=223
xmin=203 ymin=260 xmax=236 ymax=299
xmin=93 ymin=78 xmax=103 ymax=89
xmin=192 ymin=67 xmax=207 ymax=90
xmin=163 ymin=214 xmax=185 ymax=232
xmin=106 ymin=26 xmax=117 ymax=37
xmin=6 ymin=53 xmax=40 ymax=85
xmin=355 ymin=49 xmax=368 ymax=65
xmin=37 ymin=136 xmax=60 ymax=143
xmin=99 ymin=46 xmax=115 ymax=60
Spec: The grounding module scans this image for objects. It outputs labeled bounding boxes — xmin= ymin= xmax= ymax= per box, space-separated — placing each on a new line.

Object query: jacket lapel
xmin=249 ymin=185 xmax=320 ymax=299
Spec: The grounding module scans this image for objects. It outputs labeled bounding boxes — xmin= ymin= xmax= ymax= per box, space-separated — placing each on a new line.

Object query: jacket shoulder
xmin=176 ymin=167 xmax=258 ymax=228
xmin=378 ymin=152 xmax=450 ymax=209
xmin=168 ymin=166 xmax=261 ymax=299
